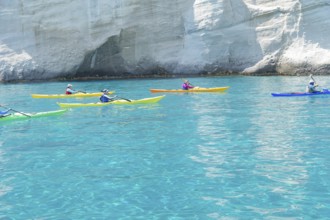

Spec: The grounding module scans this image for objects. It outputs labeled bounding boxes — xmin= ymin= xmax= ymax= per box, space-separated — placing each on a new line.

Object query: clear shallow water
xmin=1 ymin=76 xmax=330 ymax=219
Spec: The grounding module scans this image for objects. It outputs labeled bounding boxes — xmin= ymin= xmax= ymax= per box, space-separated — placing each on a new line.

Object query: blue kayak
xmin=271 ymin=89 xmax=330 ymax=97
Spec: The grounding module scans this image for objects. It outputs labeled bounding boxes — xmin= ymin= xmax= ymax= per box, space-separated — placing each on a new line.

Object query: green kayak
xmin=0 ymin=109 xmax=67 ymax=122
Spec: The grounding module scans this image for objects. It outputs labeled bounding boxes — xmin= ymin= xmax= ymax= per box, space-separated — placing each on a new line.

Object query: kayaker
xmin=65 ymin=84 xmax=78 ymax=94
xmin=182 ymin=80 xmax=194 ymax=90
xmin=100 ymin=89 xmax=117 ymax=102
xmin=306 ymin=75 xmax=319 ymax=93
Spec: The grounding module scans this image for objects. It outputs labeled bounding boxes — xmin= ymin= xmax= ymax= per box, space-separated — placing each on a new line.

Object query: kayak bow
xmin=57 ymin=95 xmax=165 ymax=108
xmin=150 ymin=87 xmax=229 ymax=93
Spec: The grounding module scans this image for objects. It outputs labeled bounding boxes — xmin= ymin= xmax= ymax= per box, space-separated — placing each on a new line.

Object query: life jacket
xmin=100 ymin=95 xmax=109 ymax=103
xmin=307 ymin=84 xmax=318 ymax=93
xmin=66 ymin=88 xmax=73 ymax=94
xmin=182 ymin=83 xmax=189 ymax=90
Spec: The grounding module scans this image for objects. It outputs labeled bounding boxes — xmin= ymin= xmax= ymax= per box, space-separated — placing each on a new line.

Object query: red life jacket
xmin=65 ymin=89 xmax=72 ymax=94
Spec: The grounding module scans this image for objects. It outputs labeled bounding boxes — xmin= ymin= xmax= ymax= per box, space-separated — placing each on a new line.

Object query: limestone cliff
xmin=1 ymin=0 xmax=330 ymax=81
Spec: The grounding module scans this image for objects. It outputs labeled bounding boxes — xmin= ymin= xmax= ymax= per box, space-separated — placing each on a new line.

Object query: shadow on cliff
xmin=75 ymin=32 xmax=128 ymax=78
xmin=193 ymin=0 xmax=267 ymax=74
xmin=75 ymin=0 xmax=267 ymax=78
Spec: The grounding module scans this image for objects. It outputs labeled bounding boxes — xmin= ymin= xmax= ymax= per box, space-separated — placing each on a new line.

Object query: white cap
xmin=67 ymin=84 xmax=72 ymax=87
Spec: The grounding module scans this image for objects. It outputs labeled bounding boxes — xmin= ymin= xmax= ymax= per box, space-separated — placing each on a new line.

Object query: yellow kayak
xmin=31 ymin=91 xmax=114 ymax=99
xmin=150 ymin=87 xmax=229 ymax=93
xmin=57 ymin=95 xmax=165 ymax=108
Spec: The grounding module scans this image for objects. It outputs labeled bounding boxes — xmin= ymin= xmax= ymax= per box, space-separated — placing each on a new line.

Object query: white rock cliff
xmin=0 ymin=0 xmax=330 ymax=81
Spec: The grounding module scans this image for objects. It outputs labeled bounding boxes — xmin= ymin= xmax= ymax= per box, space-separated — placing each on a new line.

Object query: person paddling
xmin=65 ymin=84 xmax=79 ymax=94
xmin=100 ymin=89 xmax=117 ymax=103
xmin=65 ymin=84 xmax=86 ymax=94
xmin=306 ymin=75 xmax=320 ymax=93
xmin=182 ymin=80 xmax=194 ymax=90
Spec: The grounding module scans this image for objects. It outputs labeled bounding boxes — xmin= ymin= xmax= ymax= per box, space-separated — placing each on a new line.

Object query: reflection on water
xmin=1 ymin=76 xmax=330 ymax=219
xmin=187 ymin=78 xmax=330 ymax=218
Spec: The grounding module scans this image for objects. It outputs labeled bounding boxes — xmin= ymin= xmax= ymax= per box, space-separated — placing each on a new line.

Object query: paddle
xmin=117 ymin=96 xmax=132 ymax=102
xmin=110 ymin=95 xmax=131 ymax=102
xmin=102 ymin=89 xmax=131 ymax=102
xmin=181 ymin=78 xmax=199 ymax=90
xmin=310 ymin=74 xmax=317 ymax=84
xmin=101 ymin=94 xmax=131 ymax=103
xmin=77 ymin=90 xmax=86 ymax=94
xmin=309 ymin=74 xmax=325 ymax=92
xmin=0 ymin=105 xmax=31 ymax=117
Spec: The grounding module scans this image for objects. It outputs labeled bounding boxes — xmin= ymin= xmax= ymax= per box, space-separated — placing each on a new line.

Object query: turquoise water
xmin=1 ymin=76 xmax=330 ymax=219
